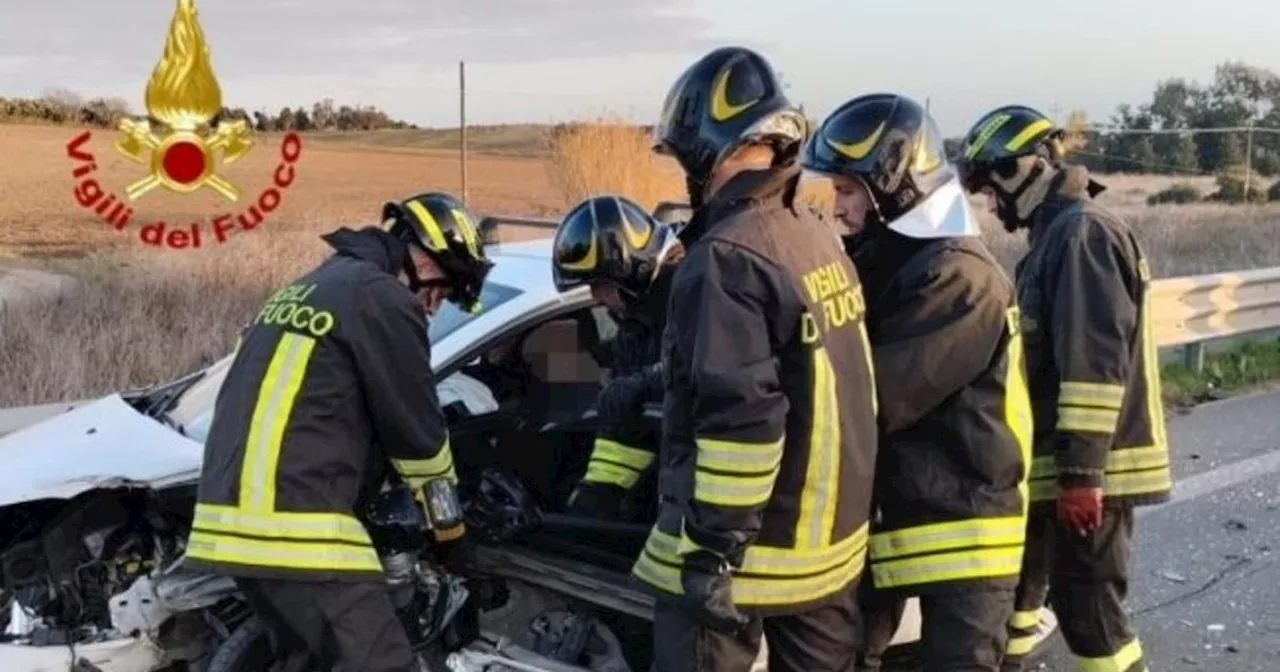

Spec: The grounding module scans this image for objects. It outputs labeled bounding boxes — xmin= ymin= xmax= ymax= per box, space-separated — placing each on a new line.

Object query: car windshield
xmin=166 ymin=280 xmax=523 ymax=442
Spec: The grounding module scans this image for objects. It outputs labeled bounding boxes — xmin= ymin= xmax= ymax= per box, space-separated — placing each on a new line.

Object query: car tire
xmin=206 ymin=615 xmax=280 ymax=672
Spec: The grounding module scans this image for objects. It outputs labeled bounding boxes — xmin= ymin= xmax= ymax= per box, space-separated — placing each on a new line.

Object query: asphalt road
xmin=1034 ymin=387 xmax=1280 ymax=671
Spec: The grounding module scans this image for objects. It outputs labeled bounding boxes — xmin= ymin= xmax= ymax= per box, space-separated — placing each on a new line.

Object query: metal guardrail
xmin=1150 ymin=267 xmax=1280 ymax=348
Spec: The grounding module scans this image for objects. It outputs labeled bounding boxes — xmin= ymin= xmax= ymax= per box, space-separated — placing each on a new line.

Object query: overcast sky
xmin=1 ymin=0 xmax=1276 ymax=136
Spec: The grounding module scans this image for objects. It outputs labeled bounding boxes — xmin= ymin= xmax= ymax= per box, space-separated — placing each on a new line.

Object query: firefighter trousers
xmin=854 ymin=578 xmax=1014 ymax=671
xmin=650 ymin=583 xmax=860 ymax=672
xmin=1000 ymin=506 xmax=1147 ymax=672
xmin=234 ymin=576 xmax=419 ymax=672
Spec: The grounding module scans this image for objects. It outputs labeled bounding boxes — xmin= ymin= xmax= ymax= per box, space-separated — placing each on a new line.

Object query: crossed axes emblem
xmin=116 ymin=118 xmax=253 ymax=202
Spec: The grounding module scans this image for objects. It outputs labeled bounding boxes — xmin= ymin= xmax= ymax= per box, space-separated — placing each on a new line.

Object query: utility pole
xmin=1244 ymin=119 xmax=1255 ymax=198
xmin=459 ymin=60 xmax=468 ymax=205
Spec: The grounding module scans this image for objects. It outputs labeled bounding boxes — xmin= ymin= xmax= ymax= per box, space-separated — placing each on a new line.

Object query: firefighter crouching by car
xmin=802 ymin=92 xmax=1032 ymax=671
xmin=551 ymin=194 xmax=685 ymax=520
xmin=182 ymin=192 xmax=494 ymax=672
xmin=629 ymin=45 xmax=879 ymax=672
xmin=956 ymin=105 xmax=1172 ymax=672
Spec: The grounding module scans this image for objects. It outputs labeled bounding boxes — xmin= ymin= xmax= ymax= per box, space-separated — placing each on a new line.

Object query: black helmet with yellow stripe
xmin=653 ymin=46 xmax=808 ymax=207
xmin=954 ymin=105 xmax=1068 ymax=230
xmin=802 ymin=92 xmax=952 ymax=226
xmin=551 ymin=195 xmax=679 ymax=299
xmin=382 ymin=192 xmax=493 ymax=313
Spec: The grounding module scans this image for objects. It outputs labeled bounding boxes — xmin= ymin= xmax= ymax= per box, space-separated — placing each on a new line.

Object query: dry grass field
xmin=2 ymin=117 xmax=1280 ymax=407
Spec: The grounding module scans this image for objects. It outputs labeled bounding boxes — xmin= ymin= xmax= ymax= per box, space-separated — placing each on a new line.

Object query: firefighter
xmin=629 ymin=45 xmax=880 ymax=672
xmin=955 ymin=104 xmax=1172 ymax=672
xmin=551 ymin=194 xmax=685 ymax=520
xmin=802 ymin=92 xmax=1032 ymax=671
xmin=183 ymin=192 xmax=493 ymax=671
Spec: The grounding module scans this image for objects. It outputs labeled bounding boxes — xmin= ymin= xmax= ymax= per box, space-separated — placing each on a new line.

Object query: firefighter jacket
xmin=1017 ymin=166 xmax=1172 ymax=509
xmin=583 ymin=265 xmax=677 ymax=490
xmin=631 ymin=162 xmax=880 ymax=616
xmin=851 ymin=231 xmax=1032 ymax=594
xmin=184 ymin=226 xmax=458 ymax=582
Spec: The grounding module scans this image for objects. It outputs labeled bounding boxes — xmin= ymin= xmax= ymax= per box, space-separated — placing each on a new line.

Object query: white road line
xmin=1139 ymin=447 xmax=1280 ymax=517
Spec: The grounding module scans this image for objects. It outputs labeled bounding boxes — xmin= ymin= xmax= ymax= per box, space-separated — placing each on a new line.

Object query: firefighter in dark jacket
xmin=551 ymin=194 xmax=685 ymax=520
xmin=956 ymin=105 xmax=1171 ymax=672
xmin=629 ymin=45 xmax=879 ymax=672
xmin=183 ymin=192 xmax=494 ymax=672
xmin=802 ymin=92 xmax=1033 ymax=671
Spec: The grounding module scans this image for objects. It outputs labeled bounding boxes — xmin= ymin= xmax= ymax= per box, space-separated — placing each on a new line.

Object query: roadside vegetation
xmin=1161 ymin=339 xmax=1280 ymax=409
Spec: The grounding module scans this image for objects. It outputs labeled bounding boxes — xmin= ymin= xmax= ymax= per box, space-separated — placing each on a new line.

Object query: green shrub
xmin=1214 ymin=166 xmax=1269 ymax=203
xmin=1146 ymin=182 xmax=1202 ymax=205
xmin=1268 ymin=180 xmax=1280 ymax=202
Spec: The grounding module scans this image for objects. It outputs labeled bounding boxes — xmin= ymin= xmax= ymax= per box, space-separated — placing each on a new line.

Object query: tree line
xmin=0 ymin=88 xmax=418 ymax=132
xmin=942 ymin=61 xmax=1280 ymax=179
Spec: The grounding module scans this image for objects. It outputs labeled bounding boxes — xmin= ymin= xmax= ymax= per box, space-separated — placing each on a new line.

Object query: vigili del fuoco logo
xmin=65 ymin=0 xmax=303 ymax=250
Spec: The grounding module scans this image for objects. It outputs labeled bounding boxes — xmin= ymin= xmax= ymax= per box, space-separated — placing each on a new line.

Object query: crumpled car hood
xmin=0 ymin=394 xmax=203 ymax=508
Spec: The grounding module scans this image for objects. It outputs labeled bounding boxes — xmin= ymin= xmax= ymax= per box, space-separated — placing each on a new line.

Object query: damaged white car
xmin=0 ymin=235 xmax=1058 ymax=671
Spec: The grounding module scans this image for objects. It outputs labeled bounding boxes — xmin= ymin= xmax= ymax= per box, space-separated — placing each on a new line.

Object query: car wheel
xmin=206 ymin=615 xmax=282 ymax=672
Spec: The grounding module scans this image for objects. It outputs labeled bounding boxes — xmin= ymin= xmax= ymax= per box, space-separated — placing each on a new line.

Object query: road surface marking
xmin=1140 ymin=447 xmax=1280 ymax=518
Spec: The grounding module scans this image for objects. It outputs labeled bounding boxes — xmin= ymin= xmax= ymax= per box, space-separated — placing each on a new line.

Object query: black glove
xmin=565 ymin=481 xmax=630 ymax=520
xmin=680 ymin=551 xmax=749 ymax=635
xmin=597 ymin=374 xmax=648 ymax=425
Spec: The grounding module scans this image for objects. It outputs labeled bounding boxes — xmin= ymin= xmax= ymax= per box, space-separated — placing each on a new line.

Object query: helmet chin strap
xmin=989 ymin=157 xmax=1060 ymax=232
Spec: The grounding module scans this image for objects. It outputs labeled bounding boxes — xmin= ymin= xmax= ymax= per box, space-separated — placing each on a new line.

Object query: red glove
xmin=1056 ymin=487 xmax=1103 ymax=535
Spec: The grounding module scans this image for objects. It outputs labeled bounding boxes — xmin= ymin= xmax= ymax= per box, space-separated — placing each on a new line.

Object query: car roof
xmin=483 ymin=238 xmax=558 ymax=300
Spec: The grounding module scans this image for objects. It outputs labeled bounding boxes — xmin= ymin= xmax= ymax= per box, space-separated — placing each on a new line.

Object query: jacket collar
xmin=319 ymin=226 xmax=409 ymax=276
xmin=679 ymin=160 xmax=802 ymax=247
xmin=1031 ymin=165 xmax=1107 ymax=235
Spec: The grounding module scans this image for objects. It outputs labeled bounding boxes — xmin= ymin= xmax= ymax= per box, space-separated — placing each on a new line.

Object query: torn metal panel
xmin=0 ymin=394 xmax=203 ymax=507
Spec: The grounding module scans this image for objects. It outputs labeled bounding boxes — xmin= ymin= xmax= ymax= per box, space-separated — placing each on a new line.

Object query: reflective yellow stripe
xmin=593 ymin=438 xmax=656 ymax=470
xmin=1009 ymin=609 xmax=1040 ymax=630
xmin=1005 ymin=306 xmax=1034 ymax=512
xmin=403 ymin=200 xmax=449 ymax=251
xmin=1029 ymin=445 xmax=1172 ymax=501
xmin=193 ymin=503 xmax=373 ymax=545
xmin=1139 ymin=260 xmax=1171 ymax=468
xmin=1059 ymin=381 xmax=1125 ymax=409
xmin=585 ymin=438 xmax=655 ymax=488
xmin=1006 ymin=632 xmax=1038 ymax=656
xmin=585 ymin=462 xmax=642 ymax=488
xmin=870 ymin=545 xmax=1024 ymax=588
xmin=241 ymin=331 xmax=316 ymax=512
xmin=858 ymin=322 xmax=878 ymax=416
xmin=631 ymin=522 xmax=869 ymax=607
xmin=185 ymin=528 xmax=382 ymax=572
xmin=1074 ymin=636 xmax=1143 ymax=672
xmin=390 ymin=437 xmax=458 ymax=489
xmin=799 ymin=346 xmax=840 ymax=548
xmin=693 ymin=470 xmax=777 ymax=507
xmin=647 ymin=524 xmax=869 ymax=575
xmin=1005 ymin=119 xmax=1053 ymax=152
xmin=1107 ymin=468 xmax=1173 ymax=497
xmin=692 ymin=434 xmax=783 ymax=507
xmin=870 ymin=516 xmax=1025 ymax=560
xmin=964 ymin=113 xmax=1012 ymax=160
xmin=695 ymin=437 xmax=782 ymax=474
xmin=1057 ymin=406 xmax=1121 ymax=434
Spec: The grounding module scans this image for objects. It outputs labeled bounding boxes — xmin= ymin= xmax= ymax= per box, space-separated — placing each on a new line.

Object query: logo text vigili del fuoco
xmin=65 ymin=0 xmax=302 ymax=250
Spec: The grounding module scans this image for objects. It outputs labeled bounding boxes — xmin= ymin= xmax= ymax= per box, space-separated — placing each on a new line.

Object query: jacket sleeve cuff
xmin=1057 ymin=468 xmax=1104 ymax=489
xmin=1054 ymin=432 xmax=1107 ymax=490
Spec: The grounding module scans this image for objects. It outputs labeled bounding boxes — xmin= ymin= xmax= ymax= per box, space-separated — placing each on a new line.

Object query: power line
xmin=1081 ymin=124 xmax=1280 ymax=135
